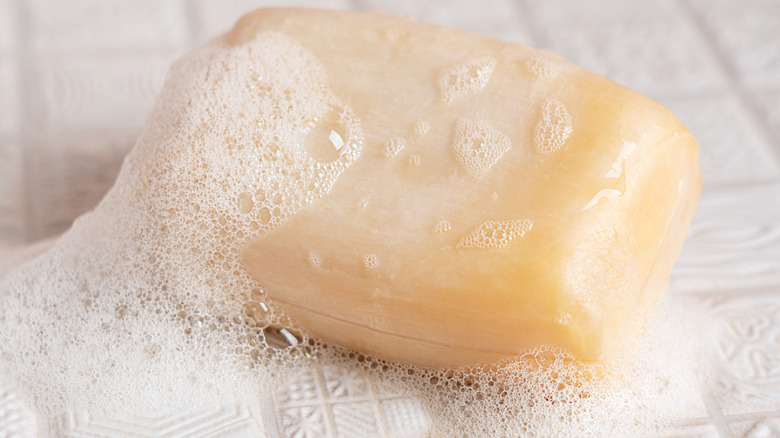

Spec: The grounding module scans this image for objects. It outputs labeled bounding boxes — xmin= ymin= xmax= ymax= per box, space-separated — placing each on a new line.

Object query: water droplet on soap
xmin=434 ymin=220 xmax=452 ymax=233
xmin=439 ymin=57 xmax=496 ymax=103
xmin=409 ymin=154 xmax=421 ymax=167
xmin=490 ymin=192 xmax=499 ymax=201
xmin=237 ymin=192 xmax=254 ymax=214
xmin=305 ymin=108 xmax=347 ymax=163
xmin=414 ymin=120 xmax=431 ymax=136
xmin=535 ymin=99 xmax=572 ymax=155
xmin=456 ymin=219 xmax=533 ymax=249
xmin=385 ymin=137 xmax=406 ymax=158
xmin=453 ymin=118 xmax=511 ymax=179
xmin=526 ymin=57 xmax=559 ymax=80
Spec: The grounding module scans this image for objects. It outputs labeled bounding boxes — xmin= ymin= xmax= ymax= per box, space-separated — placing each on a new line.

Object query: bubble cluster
xmin=535 ymin=98 xmax=573 ymax=155
xmin=0 ymin=30 xmax=361 ymax=419
xmin=414 ymin=120 xmax=431 ymax=136
xmin=456 ymin=219 xmax=533 ymax=249
xmin=433 ymin=219 xmax=452 ymax=233
xmin=384 ymin=137 xmax=406 ymax=158
xmin=453 ymin=118 xmax=511 ymax=179
xmin=526 ymin=57 xmax=559 ymax=80
xmin=438 ymin=57 xmax=496 ymax=103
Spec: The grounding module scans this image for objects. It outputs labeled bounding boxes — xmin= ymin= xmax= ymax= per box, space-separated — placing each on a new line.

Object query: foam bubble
xmin=526 ymin=57 xmax=559 ymax=80
xmin=433 ymin=219 xmax=452 ymax=233
xmin=439 ymin=57 xmax=496 ymax=103
xmin=452 ymin=118 xmax=511 ymax=179
xmin=384 ymin=137 xmax=406 ymax=158
xmin=535 ymin=98 xmax=573 ymax=155
xmin=456 ymin=219 xmax=533 ymax=249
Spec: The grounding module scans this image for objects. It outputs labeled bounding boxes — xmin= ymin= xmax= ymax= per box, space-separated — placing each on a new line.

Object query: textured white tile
xmin=731 ymin=418 xmax=780 ymax=438
xmin=361 ymin=0 xmax=533 ymax=44
xmin=688 ymin=0 xmax=780 ymax=88
xmin=331 ymin=401 xmax=380 ymax=437
xmin=749 ymin=88 xmax=780 ymax=148
xmin=61 ymin=403 xmax=264 ymax=437
xmin=0 ymin=388 xmax=36 ymax=438
xmin=28 ymin=134 xmax=135 ymax=239
xmin=381 ymin=397 xmax=431 ymax=436
xmin=695 ymin=291 xmax=780 ymax=415
xmin=26 ymin=0 xmax=189 ymax=51
xmin=0 ymin=59 xmax=19 ymax=137
xmin=28 ymin=53 xmax=177 ymax=134
xmin=0 ymin=0 xmax=16 ymax=52
xmin=660 ymin=95 xmax=780 ymax=185
xmin=193 ymin=0 xmax=353 ymax=44
xmin=525 ymin=0 xmax=726 ymax=95
xmin=671 ymin=183 xmax=780 ymax=293
xmin=0 ymin=141 xmax=24 ymax=245
xmin=661 ymin=424 xmax=720 ymax=438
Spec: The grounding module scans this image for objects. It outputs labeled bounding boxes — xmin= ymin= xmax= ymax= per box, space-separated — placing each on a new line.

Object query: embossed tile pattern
xmin=26 ymin=0 xmax=189 ymax=51
xmin=2 ymin=0 xmax=780 ymax=437
xmin=659 ymin=95 xmax=780 ymax=184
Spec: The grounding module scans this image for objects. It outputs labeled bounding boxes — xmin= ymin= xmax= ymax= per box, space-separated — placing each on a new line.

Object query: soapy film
xmin=0 ymin=31 xmax=697 ymax=435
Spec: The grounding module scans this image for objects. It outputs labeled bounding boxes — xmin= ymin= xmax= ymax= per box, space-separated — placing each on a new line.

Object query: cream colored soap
xmin=237 ymin=9 xmax=701 ymax=369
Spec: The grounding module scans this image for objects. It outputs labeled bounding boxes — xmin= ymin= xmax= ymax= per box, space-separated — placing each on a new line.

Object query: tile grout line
xmin=674 ymin=0 xmax=780 ymax=172
xmin=701 ymin=389 xmax=735 ymax=438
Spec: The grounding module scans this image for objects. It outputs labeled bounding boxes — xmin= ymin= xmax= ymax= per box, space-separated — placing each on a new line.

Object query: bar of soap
xmin=237 ymin=9 xmax=701 ymax=369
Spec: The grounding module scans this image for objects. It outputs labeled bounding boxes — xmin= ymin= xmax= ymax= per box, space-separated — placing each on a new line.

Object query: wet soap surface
xmin=237 ymin=8 xmax=700 ymax=369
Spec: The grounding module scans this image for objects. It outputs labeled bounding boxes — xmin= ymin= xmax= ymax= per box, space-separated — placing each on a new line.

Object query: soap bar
xmin=237 ymin=9 xmax=701 ymax=369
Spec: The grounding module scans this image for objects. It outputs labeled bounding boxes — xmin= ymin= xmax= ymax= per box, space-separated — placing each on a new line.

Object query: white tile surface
xmin=26 ymin=0 xmax=190 ymax=51
xmin=27 ymin=52 xmax=178 ymax=134
xmin=0 ymin=59 xmax=19 ymax=137
xmin=660 ymin=94 xmax=780 ymax=184
xmin=0 ymin=141 xmax=24 ymax=244
xmin=688 ymin=0 xmax=780 ymax=89
xmin=672 ymin=183 xmax=780 ymax=293
xmin=192 ymin=0 xmax=354 ymax=44
xmin=0 ymin=0 xmax=16 ymax=53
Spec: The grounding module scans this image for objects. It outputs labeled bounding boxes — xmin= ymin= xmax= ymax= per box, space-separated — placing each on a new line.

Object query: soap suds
xmin=0 ymin=28 xmax=700 ymax=438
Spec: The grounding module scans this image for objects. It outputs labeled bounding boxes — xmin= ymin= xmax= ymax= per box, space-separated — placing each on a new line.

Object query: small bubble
xmin=237 ymin=192 xmax=254 ymax=214
xmin=490 ymin=192 xmax=499 ymax=201
xmin=434 ymin=219 xmax=452 ymax=233
xmin=409 ymin=154 xmax=421 ymax=167
xmin=535 ymin=99 xmax=572 ymax=155
xmin=452 ymin=118 xmax=511 ymax=179
xmin=264 ymin=325 xmax=301 ymax=349
xmin=555 ymin=313 xmax=573 ymax=325
xmin=385 ymin=137 xmax=406 ymax=158
xmin=363 ymin=254 xmax=378 ymax=269
xmin=457 ymin=219 xmax=533 ymax=249
xmin=439 ymin=57 xmax=497 ymax=103
xmin=307 ymin=250 xmax=320 ymax=266
xmin=414 ymin=120 xmax=431 ymax=136
xmin=525 ymin=57 xmax=559 ymax=80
